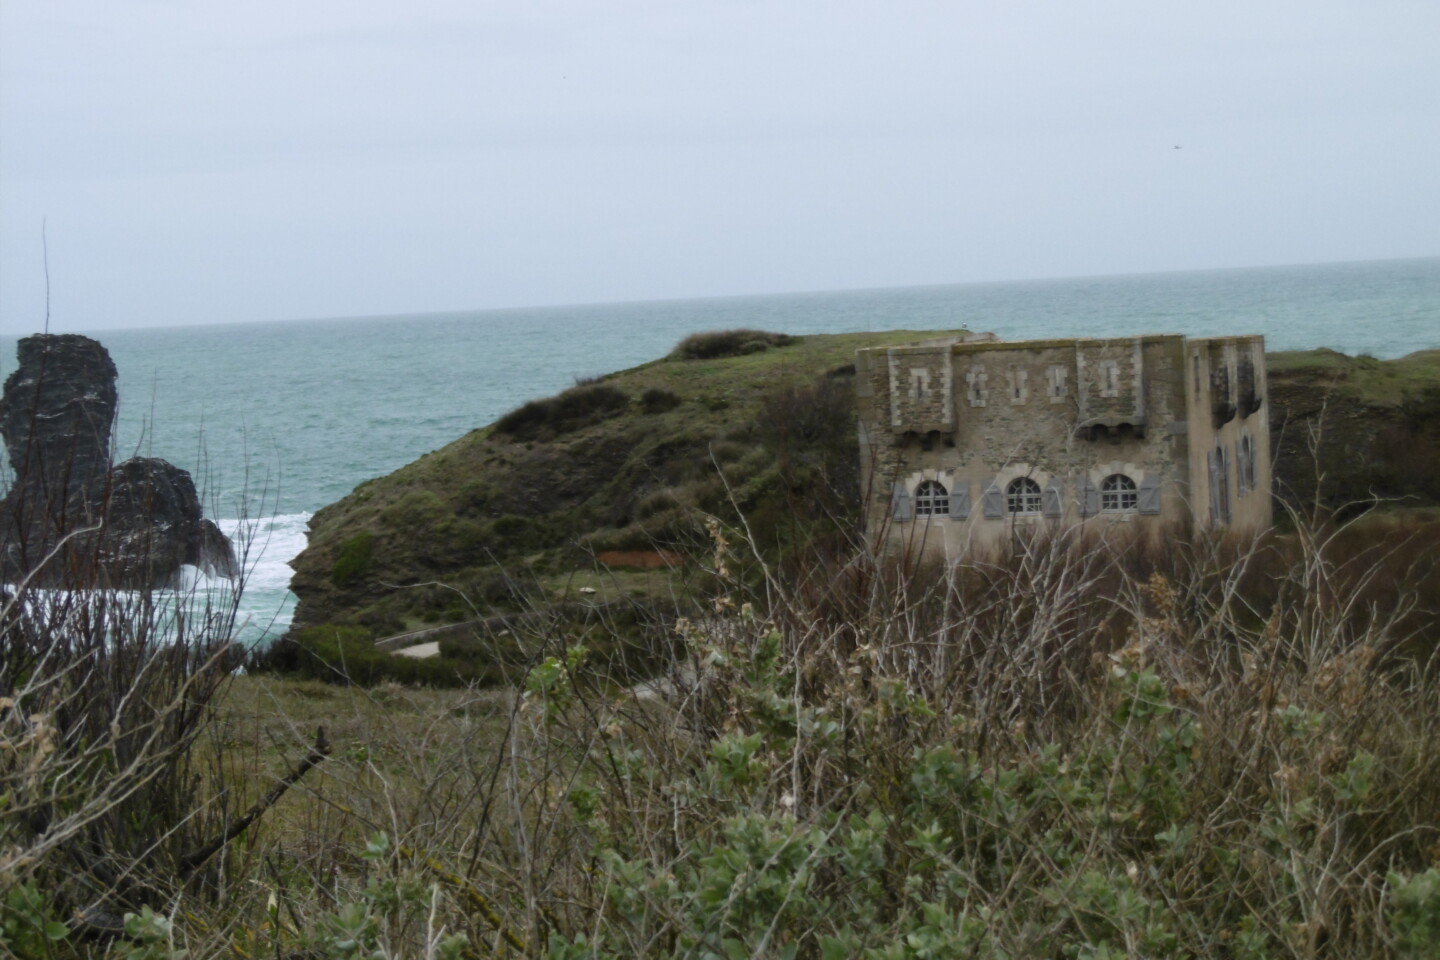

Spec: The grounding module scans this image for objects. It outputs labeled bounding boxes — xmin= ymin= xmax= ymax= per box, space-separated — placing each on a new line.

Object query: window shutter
xmin=981 ymin=481 xmax=1004 ymax=519
xmin=1042 ymin=479 xmax=1063 ymax=518
xmin=1138 ymin=473 xmax=1162 ymax=515
xmin=1219 ymin=449 xmax=1232 ymax=524
xmin=1078 ymin=476 xmax=1099 ymax=517
xmin=891 ymin=481 xmax=912 ymax=521
xmin=1207 ymin=451 xmax=1221 ymax=523
xmin=949 ymin=486 xmax=970 ymax=520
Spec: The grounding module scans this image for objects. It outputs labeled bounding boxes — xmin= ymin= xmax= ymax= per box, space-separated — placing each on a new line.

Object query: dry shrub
xmin=10 ymin=506 xmax=1440 ymax=959
xmin=180 ymin=512 xmax=1440 ymax=957
xmin=669 ymin=329 xmax=797 ymax=361
xmin=0 ymin=539 xmax=251 ymax=939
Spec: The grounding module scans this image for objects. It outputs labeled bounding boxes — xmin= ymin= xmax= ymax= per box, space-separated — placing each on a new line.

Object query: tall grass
xmin=0 ymin=547 xmax=244 ymax=929
xmin=6 ymin=503 xmax=1440 ymax=957
xmin=0 ymin=447 xmax=320 ymax=953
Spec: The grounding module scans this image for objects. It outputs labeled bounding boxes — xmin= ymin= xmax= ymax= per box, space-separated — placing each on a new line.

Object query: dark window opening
xmin=1006 ymin=477 xmax=1042 ymax=515
xmin=915 ymin=480 xmax=949 ymax=517
xmin=1101 ymin=474 xmax=1138 ymax=512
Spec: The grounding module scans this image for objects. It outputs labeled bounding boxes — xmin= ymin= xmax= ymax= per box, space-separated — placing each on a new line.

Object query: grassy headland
xmin=286 ymin=329 xmax=913 ymax=648
xmin=284 ymin=334 xmax=1440 ymax=659
xmin=1268 ymin=348 xmax=1440 ymax=511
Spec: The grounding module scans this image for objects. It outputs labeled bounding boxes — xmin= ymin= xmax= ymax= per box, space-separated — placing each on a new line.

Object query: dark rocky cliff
xmin=0 ymin=333 xmax=237 ymax=589
xmin=1 ymin=334 xmax=117 ymax=513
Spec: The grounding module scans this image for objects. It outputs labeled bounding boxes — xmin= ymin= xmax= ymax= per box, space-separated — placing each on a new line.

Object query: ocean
xmin=3 ymin=256 xmax=1438 ymax=643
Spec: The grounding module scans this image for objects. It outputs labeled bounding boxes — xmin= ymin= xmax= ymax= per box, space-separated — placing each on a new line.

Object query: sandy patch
xmin=392 ymin=641 xmax=441 ymax=659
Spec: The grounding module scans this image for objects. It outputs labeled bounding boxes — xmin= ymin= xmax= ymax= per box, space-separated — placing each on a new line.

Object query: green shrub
xmin=548 ymin=382 xmax=628 ymax=423
xmin=1 ymin=883 xmax=70 ymax=958
xmin=456 ymin=478 xmax=498 ymax=515
xmin=1389 ymin=868 xmax=1440 ymax=958
xmin=634 ymin=488 xmax=682 ymax=520
xmin=669 ymin=329 xmax=797 ymax=361
xmin=493 ymin=383 xmax=630 ymax=441
xmin=639 ymin=386 xmax=681 ymax=414
xmin=491 ymin=514 xmax=533 ymax=539
xmin=250 ymin=624 xmax=503 ymax=688
xmin=441 ymin=517 xmax=492 ymax=557
xmin=386 ymin=488 xmax=447 ymax=526
xmin=331 ymin=530 xmax=376 ymax=587
xmin=465 ymin=568 xmax=522 ymax=606
xmin=707 ymin=439 xmax=748 ymax=464
xmin=62 ymin=508 xmax=1440 ymax=958
xmin=437 ymin=629 xmax=530 ymax=665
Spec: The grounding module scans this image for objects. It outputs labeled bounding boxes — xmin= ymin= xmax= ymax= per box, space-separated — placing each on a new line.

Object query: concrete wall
xmin=858 ymin=333 xmax=1271 ymax=559
xmin=1183 ymin=336 xmax=1272 ymax=532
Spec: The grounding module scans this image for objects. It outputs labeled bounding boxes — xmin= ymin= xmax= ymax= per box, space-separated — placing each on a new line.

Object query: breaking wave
xmin=218 ymin=511 xmax=310 ymax=646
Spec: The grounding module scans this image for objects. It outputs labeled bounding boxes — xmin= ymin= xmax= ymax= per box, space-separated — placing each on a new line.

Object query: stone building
xmin=855 ymin=332 xmax=1271 ymax=556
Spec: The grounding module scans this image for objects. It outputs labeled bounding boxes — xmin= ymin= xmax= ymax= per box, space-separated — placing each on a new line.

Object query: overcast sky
xmin=2 ymin=1 xmax=1437 ymax=331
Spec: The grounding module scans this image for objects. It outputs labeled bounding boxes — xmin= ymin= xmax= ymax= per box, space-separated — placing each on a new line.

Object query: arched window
xmin=1239 ymin=434 xmax=1257 ymax=493
xmin=914 ymin=479 xmax=949 ymax=517
xmin=1101 ymin=473 xmax=1138 ymax=512
xmin=1006 ymin=477 xmax=1042 ymax=515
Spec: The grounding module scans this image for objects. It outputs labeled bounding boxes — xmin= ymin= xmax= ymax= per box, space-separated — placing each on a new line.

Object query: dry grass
xmin=7 ymin=506 xmax=1440 ymax=958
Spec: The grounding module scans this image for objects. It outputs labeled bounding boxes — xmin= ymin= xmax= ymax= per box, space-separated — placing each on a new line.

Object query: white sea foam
xmin=227 ymin=512 xmax=311 ymax=593
xmin=221 ymin=512 xmax=310 ymax=643
xmin=1 ymin=515 xmax=307 ymax=647
xmin=1 ymin=570 xmax=243 ymax=653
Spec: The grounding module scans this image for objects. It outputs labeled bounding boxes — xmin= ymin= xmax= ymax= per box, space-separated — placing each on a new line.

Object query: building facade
xmin=855 ymin=333 xmax=1271 ymax=556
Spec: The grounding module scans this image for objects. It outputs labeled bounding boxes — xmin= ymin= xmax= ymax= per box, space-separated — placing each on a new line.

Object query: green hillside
xmin=287 ymin=329 xmax=934 ymax=637
xmin=1267 ymin=348 xmax=1440 ymax=512
xmin=286 ymin=335 xmax=1440 ymax=646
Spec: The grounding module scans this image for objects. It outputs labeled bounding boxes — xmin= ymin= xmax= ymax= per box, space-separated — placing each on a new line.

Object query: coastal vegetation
xmin=7 ymin=502 xmax=1440 ymax=957
xmin=276 ymin=332 xmax=1440 ymax=684
xmin=5 ymin=332 xmax=1440 ymax=957
xmin=1267 ymin=348 xmax=1440 ymax=511
xmin=669 ymin=328 xmax=798 ymax=360
xmin=280 ymin=329 xmax=899 ymax=665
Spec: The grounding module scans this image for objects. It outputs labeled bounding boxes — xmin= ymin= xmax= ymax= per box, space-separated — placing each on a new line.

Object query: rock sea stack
xmin=0 ymin=333 xmax=237 ymax=589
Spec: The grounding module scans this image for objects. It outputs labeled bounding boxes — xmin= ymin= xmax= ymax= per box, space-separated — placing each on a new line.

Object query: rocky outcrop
xmin=100 ymin=457 xmax=239 ymax=583
xmin=0 ymin=334 xmax=117 ymax=515
xmin=0 ymin=334 xmax=236 ymax=589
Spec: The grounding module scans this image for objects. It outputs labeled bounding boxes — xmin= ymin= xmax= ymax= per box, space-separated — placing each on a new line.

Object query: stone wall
xmin=1184 ymin=336 xmax=1272 ymax=532
xmin=858 ymin=333 xmax=1271 ymax=558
